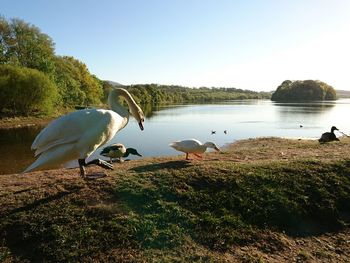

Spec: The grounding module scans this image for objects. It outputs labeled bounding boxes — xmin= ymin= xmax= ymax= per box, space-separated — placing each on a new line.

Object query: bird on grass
xmin=23 ymin=88 xmax=144 ymax=178
xmin=318 ymin=126 xmax=339 ymax=143
xmin=169 ymin=139 xmax=220 ymax=160
xmin=100 ymin=143 xmax=142 ymax=163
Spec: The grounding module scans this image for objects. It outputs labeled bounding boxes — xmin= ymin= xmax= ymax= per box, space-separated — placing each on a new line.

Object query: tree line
xmin=0 ymin=16 xmax=270 ymax=117
xmin=107 ymin=83 xmax=271 ymax=106
xmin=0 ymin=17 xmax=104 ymax=116
xmin=271 ymin=80 xmax=337 ymax=101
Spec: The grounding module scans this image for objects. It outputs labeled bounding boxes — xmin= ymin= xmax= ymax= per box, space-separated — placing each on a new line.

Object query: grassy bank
xmin=0 ymin=109 xmax=73 ymax=129
xmin=0 ymin=116 xmax=54 ymax=129
xmin=1 ymin=138 xmax=350 ymax=262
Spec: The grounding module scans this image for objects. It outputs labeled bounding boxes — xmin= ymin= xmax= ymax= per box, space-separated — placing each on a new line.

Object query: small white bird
xmin=23 ymin=88 xmax=144 ymax=178
xmin=169 ymin=139 xmax=220 ymax=160
xmin=100 ymin=143 xmax=142 ymax=163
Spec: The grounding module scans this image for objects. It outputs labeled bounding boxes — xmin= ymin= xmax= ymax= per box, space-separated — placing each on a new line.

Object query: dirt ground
xmin=1 ymin=137 xmax=350 ymax=262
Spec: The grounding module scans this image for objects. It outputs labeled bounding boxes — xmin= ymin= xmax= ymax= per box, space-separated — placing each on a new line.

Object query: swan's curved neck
xmin=203 ymin=142 xmax=211 ymax=148
xmin=108 ymin=88 xmax=136 ymax=118
xmin=108 ymin=88 xmax=137 ymax=130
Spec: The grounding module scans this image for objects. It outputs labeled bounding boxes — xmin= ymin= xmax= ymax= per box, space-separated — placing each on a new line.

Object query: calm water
xmin=1 ymin=99 xmax=350 ymax=174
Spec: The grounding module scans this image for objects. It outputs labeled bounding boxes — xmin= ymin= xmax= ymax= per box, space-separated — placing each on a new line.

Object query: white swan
xmin=23 ymin=88 xmax=144 ymax=177
xmin=100 ymin=143 xmax=142 ymax=163
xmin=169 ymin=139 xmax=220 ymax=160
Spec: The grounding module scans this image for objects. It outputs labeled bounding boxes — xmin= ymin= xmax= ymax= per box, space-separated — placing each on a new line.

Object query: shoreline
xmin=0 ymin=116 xmax=54 ymax=129
xmin=1 ymin=137 xmax=349 ymax=261
xmin=2 ymin=136 xmax=349 ymax=176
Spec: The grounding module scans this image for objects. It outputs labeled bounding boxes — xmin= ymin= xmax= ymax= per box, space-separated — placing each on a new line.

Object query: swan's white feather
xmin=24 ymin=88 xmax=144 ymax=174
xmin=25 ymin=109 xmax=125 ymax=173
xmin=24 ymin=144 xmax=78 ymax=172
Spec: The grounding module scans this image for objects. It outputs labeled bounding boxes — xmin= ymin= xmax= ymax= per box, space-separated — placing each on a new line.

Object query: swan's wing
xmin=32 ymin=109 xmax=122 ymax=157
xmin=32 ymin=112 xmax=82 ymax=156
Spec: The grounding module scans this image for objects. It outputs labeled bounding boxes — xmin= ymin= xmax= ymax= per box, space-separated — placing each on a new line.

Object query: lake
xmin=1 ymin=99 xmax=350 ymax=175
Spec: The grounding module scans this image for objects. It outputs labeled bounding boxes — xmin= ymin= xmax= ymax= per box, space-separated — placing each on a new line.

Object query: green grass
xmin=1 ymin=157 xmax=350 ymax=262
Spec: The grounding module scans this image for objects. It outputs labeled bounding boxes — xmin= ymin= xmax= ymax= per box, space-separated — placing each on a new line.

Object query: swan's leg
xmin=194 ymin=153 xmax=203 ymax=159
xmin=78 ymin=159 xmax=86 ymax=178
xmin=78 ymin=158 xmax=113 ymax=178
xmin=86 ymin=159 xmax=114 ymax=170
xmin=186 ymin=153 xmax=190 ymax=160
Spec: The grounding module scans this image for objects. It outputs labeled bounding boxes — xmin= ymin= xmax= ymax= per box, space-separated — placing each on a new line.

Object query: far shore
xmin=0 ymin=116 xmax=55 ymax=129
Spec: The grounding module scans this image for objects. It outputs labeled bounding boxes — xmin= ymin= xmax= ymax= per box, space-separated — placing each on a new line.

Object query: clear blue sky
xmin=1 ymin=0 xmax=350 ymax=91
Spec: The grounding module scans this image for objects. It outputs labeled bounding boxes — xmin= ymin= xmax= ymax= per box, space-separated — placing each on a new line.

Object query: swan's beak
xmin=139 ymin=120 xmax=144 ymax=131
xmin=214 ymin=146 xmax=220 ymax=152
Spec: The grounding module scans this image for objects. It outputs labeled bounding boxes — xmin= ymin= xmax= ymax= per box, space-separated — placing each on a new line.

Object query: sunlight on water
xmin=1 ymin=99 xmax=349 ymax=174
xmin=88 ymin=99 xmax=350 ymax=162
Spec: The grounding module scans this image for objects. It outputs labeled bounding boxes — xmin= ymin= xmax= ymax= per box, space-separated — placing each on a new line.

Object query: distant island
xmin=271 ymin=80 xmax=337 ymax=101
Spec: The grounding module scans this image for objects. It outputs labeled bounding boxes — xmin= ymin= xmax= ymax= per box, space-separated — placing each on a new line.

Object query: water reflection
xmin=273 ymin=101 xmax=335 ymax=115
xmin=0 ymin=126 xmax=42 ymax=174
xmin=273 ymin=101 xmax=338 ymax=131
xmin=1 ymin=99 xmax=349 ymax=175
xmin=141 ymin=103 xmax=191 ymax=118
xmin=142 ymin=103 xmax=157 ymax=118
xmin=273 ymin=101 xmax=336 ymax=107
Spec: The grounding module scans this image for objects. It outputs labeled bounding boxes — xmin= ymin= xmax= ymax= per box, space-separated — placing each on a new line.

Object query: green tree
xmin=62 ymin=56 xmax=103 ymax=106
xmin=0 ymin=17 xmax=55 ymax=75
xmin=53 ymin=56 xmax=86 ymax=107
xmin=100 ymin=81 xmax=114 ymax=104
xmin=0 ymin=16 xmax=106 ymax=115
xmin=0 ymin=64 xmax=58 ymax=116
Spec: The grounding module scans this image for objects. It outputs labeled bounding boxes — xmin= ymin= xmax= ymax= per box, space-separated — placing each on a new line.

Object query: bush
xmin=0 ymin=64 xmax=58 ymax=116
